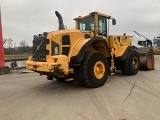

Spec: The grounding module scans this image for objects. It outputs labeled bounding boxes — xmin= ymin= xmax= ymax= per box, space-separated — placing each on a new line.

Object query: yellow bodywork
xmin=117 ymin=35 xmax=131 ymax=46
xmin=107 ymin=36 xmax=128 ymax=57
xmin=46 ymin=29 xmax=85 ymax=60
xmin=26 ymin=29 xmax=87 ymax=74
xmin=26 ymin=55 xmax=69 ymax=75
xmin=26 ymin=11 xmax=131 ymax=76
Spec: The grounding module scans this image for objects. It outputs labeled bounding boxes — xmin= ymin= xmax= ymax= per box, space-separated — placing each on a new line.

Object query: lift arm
xmin=133 ymin=31 xmax=152 ymax=47
xmin=133 ymin=31 xmax=150 ymax=40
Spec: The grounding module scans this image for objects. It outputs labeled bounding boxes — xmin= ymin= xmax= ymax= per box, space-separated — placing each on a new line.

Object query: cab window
xmin=78 ymin=16 xmax=94 ymax=31
xmin=98 ymin=16 xmax=107 ymax=36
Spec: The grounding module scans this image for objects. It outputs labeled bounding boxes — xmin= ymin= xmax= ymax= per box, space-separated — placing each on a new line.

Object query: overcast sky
xmin=1 ymin=0 xmax=160 ymax=46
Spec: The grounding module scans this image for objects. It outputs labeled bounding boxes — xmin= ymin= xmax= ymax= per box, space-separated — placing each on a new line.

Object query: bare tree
xmin=3 ymin=37 xmax=6 ymax=44
xmin=3 ymin=38 xmax=13 ymax=48
xmin=19 ymin=40 xmax=28 ymax=47
xmin=8 ymin=38 xmax=13 ymax=48
xmin=14 ymin=42 xmax=16 ymax=48
xmin=4 ymin=38 xmax=32 ymax=54
xmin=19 ymin=40 xmax=28 ymax=53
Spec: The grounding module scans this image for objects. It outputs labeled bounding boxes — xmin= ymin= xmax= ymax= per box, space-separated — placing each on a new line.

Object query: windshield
xmin=77 ymin=16 xmax=94 ymax=31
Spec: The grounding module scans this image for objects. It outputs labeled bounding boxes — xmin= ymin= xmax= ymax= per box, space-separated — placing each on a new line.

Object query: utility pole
xmin=0 ymin=5 xmax=5 ymax=68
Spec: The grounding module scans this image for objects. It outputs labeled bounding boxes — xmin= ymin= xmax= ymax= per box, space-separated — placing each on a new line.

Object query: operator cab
xmin=74 ymin=11 xmax=116 ymax=37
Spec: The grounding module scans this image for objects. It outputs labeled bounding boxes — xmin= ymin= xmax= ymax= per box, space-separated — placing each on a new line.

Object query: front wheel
xmin=121 ymin=50 xmax=140 ymax=75
xmin=82 ymin=51 xmax=109 ymax=88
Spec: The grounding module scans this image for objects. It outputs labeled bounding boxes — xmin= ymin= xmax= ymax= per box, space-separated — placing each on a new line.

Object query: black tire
xmin=47 ymin=75 xmax=53 ymax=80
xmin=82 ymin=51 xmax=109 ymax=88
xmin=121 ymin=50 xmax=140 ymax=75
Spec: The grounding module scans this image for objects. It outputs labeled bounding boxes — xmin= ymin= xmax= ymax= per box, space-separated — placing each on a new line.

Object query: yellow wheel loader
xmin=26 ymin=11 xmax=153 ymax=88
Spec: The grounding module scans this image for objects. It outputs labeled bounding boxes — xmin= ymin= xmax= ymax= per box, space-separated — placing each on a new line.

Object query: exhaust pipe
xmin=55 ymin=11 xmax=65 ymax=30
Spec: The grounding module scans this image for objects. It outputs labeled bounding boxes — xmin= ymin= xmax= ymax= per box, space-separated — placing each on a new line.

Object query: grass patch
xmin=4 ymin=53 xmax=32 ymax=60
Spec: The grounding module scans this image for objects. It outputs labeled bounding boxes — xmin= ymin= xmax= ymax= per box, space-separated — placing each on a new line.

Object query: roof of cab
xmin=74 ymin=11 xmax=111 ymax=20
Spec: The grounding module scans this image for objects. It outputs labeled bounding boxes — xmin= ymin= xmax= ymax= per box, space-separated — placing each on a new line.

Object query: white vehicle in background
xmin=131 ymin=31 xmax=152 ymax=47
xmin=131 ymin=36 xmax=147 ymax=47
xmin=131 ymin=31 xmax=160 ymax=55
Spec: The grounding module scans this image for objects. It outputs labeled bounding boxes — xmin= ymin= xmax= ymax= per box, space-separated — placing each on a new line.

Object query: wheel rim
xmin=94 ymin=61 xmax=105 ymax=79
xmin=132 ymin=57 xmax=139 ymax=69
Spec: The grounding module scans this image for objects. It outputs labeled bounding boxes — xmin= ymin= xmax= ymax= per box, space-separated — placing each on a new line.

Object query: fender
xmin=115 ymin=46 xmax=136 ymax=61
xmin=70 ymin=37 xmax=110 ymax=64
xmin=115 ymin=46 xmax=136 ymax=70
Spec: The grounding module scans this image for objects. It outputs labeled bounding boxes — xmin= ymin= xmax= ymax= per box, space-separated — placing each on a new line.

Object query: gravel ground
xmin=0 ymin=56 xmax=160 ymax=120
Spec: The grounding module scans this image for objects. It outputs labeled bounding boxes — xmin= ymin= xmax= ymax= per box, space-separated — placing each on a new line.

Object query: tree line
xmin=3 ymin=38 xmax=32 ymax=55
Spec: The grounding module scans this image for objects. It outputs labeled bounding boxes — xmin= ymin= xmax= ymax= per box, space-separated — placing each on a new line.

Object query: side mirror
xmin=112 ymin=19 xmax=116 ymax=25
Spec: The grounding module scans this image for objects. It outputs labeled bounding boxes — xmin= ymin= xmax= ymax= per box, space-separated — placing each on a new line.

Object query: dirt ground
xmin=0 ymin=56 xmax=160 ymax=120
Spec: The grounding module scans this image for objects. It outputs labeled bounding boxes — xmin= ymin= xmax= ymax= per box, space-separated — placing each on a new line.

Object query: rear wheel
xmin=82 ymin=51 xmax=109 ymax=88
xmin=121 ymin=50 xmax=140 ymax=75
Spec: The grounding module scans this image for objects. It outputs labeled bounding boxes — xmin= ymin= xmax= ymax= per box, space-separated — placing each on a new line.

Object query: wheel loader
xmin=26 ymin=11 xmax=154 ymax=88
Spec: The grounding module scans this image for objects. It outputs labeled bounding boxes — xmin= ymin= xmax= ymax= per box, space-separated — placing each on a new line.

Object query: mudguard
xmin=70 ymin=37 xmax=110 ymax=64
